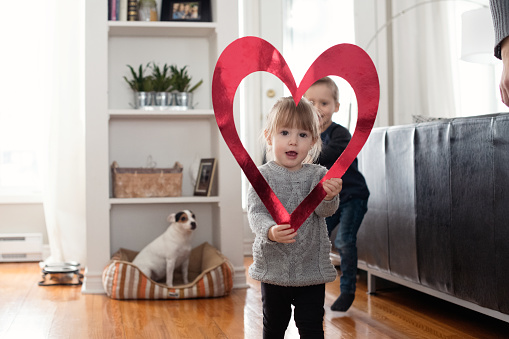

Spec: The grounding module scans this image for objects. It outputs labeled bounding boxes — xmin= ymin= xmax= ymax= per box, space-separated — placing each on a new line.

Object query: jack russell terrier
xmin=132 ymin=210 xmax=196 ymax=287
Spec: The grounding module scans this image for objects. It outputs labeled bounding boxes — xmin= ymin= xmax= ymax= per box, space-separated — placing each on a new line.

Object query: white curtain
xmin=390 ymin=0 xmax=458 ymax=125
xmin=43 ymin=1 xmax=86 ymax=265
xmin=359 ymin=0 xmax=498 ymax=126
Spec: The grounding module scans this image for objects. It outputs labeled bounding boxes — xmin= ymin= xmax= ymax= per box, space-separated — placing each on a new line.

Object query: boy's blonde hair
xmin=311 ymin=76 xmax=339 ymax=102
xmin=263 ymin=96 xmax=322 ymax=164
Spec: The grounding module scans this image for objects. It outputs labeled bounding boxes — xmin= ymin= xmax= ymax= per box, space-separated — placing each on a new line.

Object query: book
xmin=110 ymin=0 xmax=117 ymax=21
xmin=119 ymin=0 xmax=127 ymax=21
xmin=128 ymin=0 xmax=137 ymax=21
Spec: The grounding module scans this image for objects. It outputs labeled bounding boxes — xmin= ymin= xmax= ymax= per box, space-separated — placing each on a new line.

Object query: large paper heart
xmin=212 ymin=36 xmax=379 ymax=230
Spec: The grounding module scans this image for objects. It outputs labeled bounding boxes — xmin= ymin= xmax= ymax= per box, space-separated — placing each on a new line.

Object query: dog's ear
xmin=167 ymin=213 xmax=176 ymax=223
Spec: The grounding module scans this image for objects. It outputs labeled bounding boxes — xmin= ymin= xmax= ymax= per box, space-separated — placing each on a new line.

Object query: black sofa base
xmin=356 ymin=113 xmax=509 ymax=323
xmin=358 ymin=262 xmax=509 ymax=323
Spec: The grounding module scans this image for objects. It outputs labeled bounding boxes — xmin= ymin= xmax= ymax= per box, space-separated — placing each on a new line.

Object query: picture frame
xmin=193 ymin=158 xmax=216 ymax=196
xmin=160 ymin=0 xmax=211 ymax=22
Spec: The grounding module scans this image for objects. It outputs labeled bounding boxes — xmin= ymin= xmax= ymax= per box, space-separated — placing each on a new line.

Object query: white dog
xmin=132 ymin=210 xmax=196 ymax=287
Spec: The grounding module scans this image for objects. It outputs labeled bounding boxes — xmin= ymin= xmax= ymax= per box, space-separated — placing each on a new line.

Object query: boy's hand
xmin=268 ymin=224 xmax=297 ymax=243
xmin=323 ymin=178 xmax=343 ymax=201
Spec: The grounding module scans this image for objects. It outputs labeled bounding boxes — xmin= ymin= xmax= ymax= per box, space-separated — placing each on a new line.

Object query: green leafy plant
xmin=123 ymin=63 xmax=154 ymax=92
xmin=151 ymin=62 xmax=173 ymax=92
xmin=170 ymin=65 xmax=203 ymax=93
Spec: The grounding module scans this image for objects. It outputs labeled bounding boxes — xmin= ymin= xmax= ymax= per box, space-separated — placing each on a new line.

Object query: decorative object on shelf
xmin=123 ymin=63 xmax=154 ymax=108
xmin=170 ymin=64 xmax=203 ymax=109
xmin=160 ymin=0 xmax=211 ymax=22
xmin=138 ymin=0 xmax=158 ymax=21
xmin=151 ymin=62 xmax=174 ymax=106
xmin=127 ymin=0 xmax=138 ymax=21
xmin=193 ymin=158 xmax=216 ymax=196
xmin=212 ymin=37 xmax=379 ymax=230
xmin=111 ymin=160 xmax=183 ymax=198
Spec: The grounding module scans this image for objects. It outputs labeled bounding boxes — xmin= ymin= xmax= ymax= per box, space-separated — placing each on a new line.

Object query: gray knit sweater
xmin=247 ymin=161 xmax=339 ymax=287
xmin=490 ymin=0 xmax=509 ymax=59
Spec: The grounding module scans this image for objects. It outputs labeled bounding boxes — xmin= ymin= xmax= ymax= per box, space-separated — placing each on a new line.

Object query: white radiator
xmin=0 ymin=233 xmax=43 ymax=262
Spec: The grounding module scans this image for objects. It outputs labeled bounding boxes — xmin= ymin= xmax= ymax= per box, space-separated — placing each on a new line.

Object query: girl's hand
xmin=323 ymin=178 xmax=343 ymax=201
xmin=268 ymin=224 xmax=297 ymax=243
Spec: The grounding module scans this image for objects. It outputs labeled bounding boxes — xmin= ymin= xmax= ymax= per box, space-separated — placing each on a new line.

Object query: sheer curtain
xmin=359 ymin=0 xmax=498 ymax=126
xmin=391 ymin=0 xmax=457 ymax=125
xmin=42 ymin=1 xmax=86 ymax=265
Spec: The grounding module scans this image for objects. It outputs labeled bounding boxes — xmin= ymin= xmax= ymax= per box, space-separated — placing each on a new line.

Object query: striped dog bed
xmin=102 ymin=242 xmax=234 ymax=299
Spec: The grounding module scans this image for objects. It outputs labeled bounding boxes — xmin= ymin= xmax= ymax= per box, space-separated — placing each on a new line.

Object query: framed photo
xmin=193 ymin=158 xmax=216 ymax=196
xmin=161 ymin=0 xmax=211 ymax=22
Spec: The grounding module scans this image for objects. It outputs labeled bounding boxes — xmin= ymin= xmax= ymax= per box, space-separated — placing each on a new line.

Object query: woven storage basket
xmin=111 ymin=161 xmax=183 ymax=198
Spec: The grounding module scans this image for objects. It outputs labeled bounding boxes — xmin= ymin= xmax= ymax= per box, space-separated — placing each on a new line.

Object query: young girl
xmin=247 ymin=96 xmax=343 ymax=338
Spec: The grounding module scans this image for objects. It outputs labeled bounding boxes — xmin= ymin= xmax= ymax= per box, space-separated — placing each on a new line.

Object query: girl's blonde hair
xmin=263 ymin=96 xmax=322 ymax=164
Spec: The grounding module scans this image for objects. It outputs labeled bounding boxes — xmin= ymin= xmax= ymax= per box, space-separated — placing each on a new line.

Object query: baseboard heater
xmin=0 ymin=233 xmax=43 ymax=262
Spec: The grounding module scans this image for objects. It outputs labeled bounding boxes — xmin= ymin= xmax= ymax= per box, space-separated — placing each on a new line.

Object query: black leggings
xmin=261 ymin=282 xmax=325 ymax=339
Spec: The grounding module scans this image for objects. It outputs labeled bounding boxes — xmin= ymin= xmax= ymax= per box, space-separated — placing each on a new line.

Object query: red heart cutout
xmin=212 ymin=36 xmax=379 ymax=231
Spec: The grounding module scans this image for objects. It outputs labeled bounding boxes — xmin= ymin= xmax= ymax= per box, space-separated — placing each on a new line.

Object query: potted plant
xmin=124 ymin=63 xmax=154 ymax=108
xmin=170 ymin=65 xmax=203 ymax=109
xmin=151 ymin=62 xmax=173 ymax=107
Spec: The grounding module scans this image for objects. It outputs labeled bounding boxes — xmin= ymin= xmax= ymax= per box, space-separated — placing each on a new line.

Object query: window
xmin=283 ymin=0 xmax=357 ymax=130
xmin=0 ymin=1 xmax=52 ymax=198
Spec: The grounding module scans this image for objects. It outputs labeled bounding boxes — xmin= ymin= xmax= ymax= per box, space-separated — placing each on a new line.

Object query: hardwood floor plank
xmin=198 ymin=295 xmax=245 ymax=338
xmin=1 ymin=260 xmax=509 ymax=338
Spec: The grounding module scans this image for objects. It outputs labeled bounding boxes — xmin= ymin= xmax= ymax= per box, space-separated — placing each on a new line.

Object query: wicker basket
xmin=111 ymin=161 xmax=183 ymax=198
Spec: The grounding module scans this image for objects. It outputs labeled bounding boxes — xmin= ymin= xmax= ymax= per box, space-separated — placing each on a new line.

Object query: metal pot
xmin=154 ymin=92 xmax=172 ymax=107
xmin=174 ymin=92 xmax=193 ymax=109
xmin=135 ymin=91 xmax=154 ymax=108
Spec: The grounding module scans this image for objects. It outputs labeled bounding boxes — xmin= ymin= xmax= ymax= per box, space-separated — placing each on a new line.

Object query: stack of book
xmin=109 ymin=0 xmax=138 ymax=21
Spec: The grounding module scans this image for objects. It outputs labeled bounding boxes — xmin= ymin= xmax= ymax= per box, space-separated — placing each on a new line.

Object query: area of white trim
xmin=0 ymin=195 xmax=43 ymax=204
xmin=233 ymin=266 xmax=248 ymax=289
xmin=81 ymin=269 xmax=107 ymax=294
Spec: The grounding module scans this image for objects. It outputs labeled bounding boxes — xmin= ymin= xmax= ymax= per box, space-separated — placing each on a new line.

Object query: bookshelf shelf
xmin=110 ymin=196 xmax=220 ymax=205
xmin=108 ymin=21 xmax=217 ymax=37
xmin=109 ymin=108 xmax=214 ymax=119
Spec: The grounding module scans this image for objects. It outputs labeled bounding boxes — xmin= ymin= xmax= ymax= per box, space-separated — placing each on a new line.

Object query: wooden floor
xmin=1 ymin=258 xmax=508 ymax=339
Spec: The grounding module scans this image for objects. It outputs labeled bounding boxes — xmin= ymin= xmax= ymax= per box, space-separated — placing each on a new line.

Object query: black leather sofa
xmin=356 ymin=113 xmax=509 ymax=322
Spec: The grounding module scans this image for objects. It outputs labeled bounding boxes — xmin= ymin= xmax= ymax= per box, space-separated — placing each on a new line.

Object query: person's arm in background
xmin=490 ymin=0 xmax=509 ymax=106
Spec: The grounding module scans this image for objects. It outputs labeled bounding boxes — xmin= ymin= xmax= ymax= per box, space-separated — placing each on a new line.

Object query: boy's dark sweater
xmin=318 ymin=122 xmax=369 ymax=204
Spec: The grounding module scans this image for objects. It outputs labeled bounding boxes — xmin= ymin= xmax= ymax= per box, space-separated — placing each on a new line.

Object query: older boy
xmin=305 ymin=77 xmax=369 ymax=312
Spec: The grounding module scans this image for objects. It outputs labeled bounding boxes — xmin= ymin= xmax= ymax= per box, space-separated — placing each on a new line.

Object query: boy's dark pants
xmin=326 ymin=198 xmax=368 ymax=294
xmin=261 ymin=282 xmax=325 ymax=339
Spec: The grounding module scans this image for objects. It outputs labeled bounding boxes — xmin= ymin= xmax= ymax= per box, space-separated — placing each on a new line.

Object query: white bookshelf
xmin=83 ymin=0 xmax=245 ymax=294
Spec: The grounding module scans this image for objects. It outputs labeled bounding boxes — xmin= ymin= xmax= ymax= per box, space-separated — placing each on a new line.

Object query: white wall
xmin=0 ymin=203 xmax=48 ymax=243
